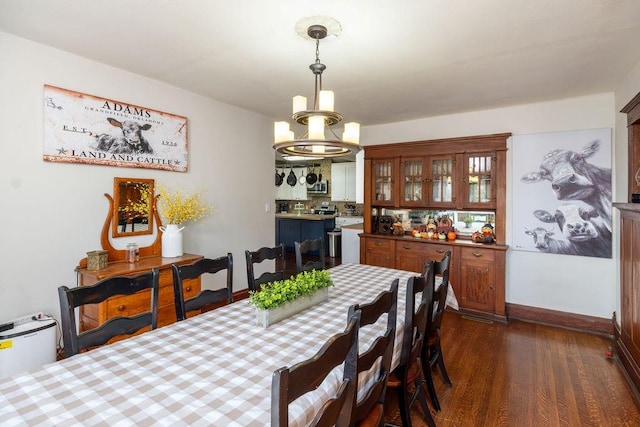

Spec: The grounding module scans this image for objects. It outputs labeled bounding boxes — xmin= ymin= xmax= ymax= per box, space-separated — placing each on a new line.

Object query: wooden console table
xmin=75 ymin=253 xmax=203 ymax=340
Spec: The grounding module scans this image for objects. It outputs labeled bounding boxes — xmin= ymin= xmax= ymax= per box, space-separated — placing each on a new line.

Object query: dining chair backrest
xmin=400 ymin=262 xmax=435 ymax=368
xmin=421 ymin=251 xmax=453 ymax=412
xmin=172 ymin=253 xmax=233 ymax=321
xmin=347 ymin=279 xmax=398 ymax=426
xmin=387 ymin=262 xmax=437 ymax=427
xmin=431 ymin=250 xmax=451 ymax=332
xmin=295 ymin=237 xmax=326 ymax=274
xmin=272 ymin=312 xmax=360 ymax=427
xmin=245 ymin=244 xmax=286 ymax=292
xmin=58 ymin=268 xmax=160 ymax=358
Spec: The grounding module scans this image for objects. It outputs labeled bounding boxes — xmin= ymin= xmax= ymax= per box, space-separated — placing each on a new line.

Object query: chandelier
xmin=273 ymin=22 xmax=361 ymax=158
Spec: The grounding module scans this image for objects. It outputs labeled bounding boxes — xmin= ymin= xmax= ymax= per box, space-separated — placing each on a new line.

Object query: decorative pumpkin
xmin=447 ymin=230 xmax=457 ymax=240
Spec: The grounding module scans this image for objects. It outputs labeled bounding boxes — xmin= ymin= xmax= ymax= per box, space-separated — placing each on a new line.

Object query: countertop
xmin=275 ymin=213 xmax=337 ymax=220
xmin=341 ymin=223 xmax=364 ymax=230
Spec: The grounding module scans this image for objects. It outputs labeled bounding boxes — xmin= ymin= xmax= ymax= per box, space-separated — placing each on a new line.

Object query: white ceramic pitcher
xmin=160 ymin=224 xmax=185 ymax=257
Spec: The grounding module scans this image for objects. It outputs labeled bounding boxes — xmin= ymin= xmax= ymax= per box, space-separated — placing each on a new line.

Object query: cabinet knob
xmin=186 ymin=286 xmax=191 ymax=292
xmin=375 ymin=242 xmax=382 ymax=246
xmin=436 ymin=248 xmax=445 ymax=253
xmin=473 ymin=252 xmax=483 ymax=257
xmin=118 ymin=305 xmax=125 ymax=311
xmin=489 ymin=285 xmax=495 ymax=290
xmin=403 ymin=245 xmax=411 ymax=250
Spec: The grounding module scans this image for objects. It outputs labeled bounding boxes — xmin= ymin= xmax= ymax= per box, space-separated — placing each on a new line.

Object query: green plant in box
xmin=249 ymin=270 xmax=333 ymax=310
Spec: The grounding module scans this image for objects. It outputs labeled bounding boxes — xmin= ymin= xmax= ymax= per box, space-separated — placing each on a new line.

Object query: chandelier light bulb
xmin=318 ymin=90 xmax=334 ymax=112
xmin=308 ymin=116 xmax=325 ymax=140
xmin=292 ymin=96 xmax=307 ymax=114
xmin=274 ymin=122 xmax=291 ymax=143
xmin=343 ymin=122 xmax=360 ymax=144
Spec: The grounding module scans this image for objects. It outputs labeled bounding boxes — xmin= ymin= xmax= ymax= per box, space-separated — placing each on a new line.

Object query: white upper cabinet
xmin=331 ymin=162 xmax=356 ymax=202
xmin=277 ymin=167 xmax=308 ymax=200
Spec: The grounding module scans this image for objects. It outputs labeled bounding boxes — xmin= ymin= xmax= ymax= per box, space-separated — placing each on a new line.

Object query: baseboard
xmin=506 ymin=303 xmax=613 ymax=336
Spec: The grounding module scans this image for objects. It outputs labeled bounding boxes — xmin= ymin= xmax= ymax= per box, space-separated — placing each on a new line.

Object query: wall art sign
xmin=43 ymin=85 xmax=188 ymax=172
xmin=512 ymin=128 xmax=612 ymax=259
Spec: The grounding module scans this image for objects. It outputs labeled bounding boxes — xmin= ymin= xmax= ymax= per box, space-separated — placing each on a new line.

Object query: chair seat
xmin=355 ymin=403 xmax=384 ymax=427
xmin=387 ymin=359 xmax=422 ymax=388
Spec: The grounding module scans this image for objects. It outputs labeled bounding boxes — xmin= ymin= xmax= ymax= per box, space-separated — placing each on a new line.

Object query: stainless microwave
xmin=307 ymin=180 xmax=328 ymax=194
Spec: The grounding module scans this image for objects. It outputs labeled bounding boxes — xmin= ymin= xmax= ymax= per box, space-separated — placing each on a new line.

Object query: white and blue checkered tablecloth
xmin=0 ymin=263 xmax=457 ymax=426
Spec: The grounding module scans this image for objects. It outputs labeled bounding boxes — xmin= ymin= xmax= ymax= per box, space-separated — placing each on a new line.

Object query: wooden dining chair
xmin=172 ymin=253 xmax=233 ymax=321
xmin=58 ymin=268 xmax=160 ymax=358
xmin=387 ymin=263 xmax=436 ymax=427
xmin=272 ymin=312 xmax=360 ymax=427
xmin=295 ymin=237 xmax=326 ymax=273
xmin=245 ymin=244 xmax=286 ymax=292
xmin=421 ymin=251 xmax=453 ymax=412
xmin=347 ymin=279 xmax=398 ymax=427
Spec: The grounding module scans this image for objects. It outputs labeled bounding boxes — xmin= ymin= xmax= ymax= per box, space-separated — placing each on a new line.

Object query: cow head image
xmin=521 ymin=140 xmax=601 ymax=201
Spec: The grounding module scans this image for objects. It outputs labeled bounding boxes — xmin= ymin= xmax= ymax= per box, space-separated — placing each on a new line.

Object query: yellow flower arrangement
xmin=158 ymin=186 xmax=213 ymax=225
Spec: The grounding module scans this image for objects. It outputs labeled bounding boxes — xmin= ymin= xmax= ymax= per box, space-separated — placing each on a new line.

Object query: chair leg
xmin=433 ymin=342 xmax=452 ymax=386
xmin=423 ymin=364 xmax=441 ymax=412
xmin=395 ymin=382 xmax=412 ymax=427
xmin=414 ymin=372 xmax=436 ymax=427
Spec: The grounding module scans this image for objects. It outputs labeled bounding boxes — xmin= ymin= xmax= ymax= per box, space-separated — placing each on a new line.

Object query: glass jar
xmin=126 ymin=243 xmax=139 ymax=263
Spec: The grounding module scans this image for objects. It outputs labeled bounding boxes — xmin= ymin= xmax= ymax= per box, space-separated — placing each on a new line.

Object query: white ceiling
xmin=1 ymin=0 xmax=640 ymax=126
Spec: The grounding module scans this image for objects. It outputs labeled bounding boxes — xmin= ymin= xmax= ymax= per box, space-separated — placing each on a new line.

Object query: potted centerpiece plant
xmin=249 ymin=269 xmax=333 ymax=327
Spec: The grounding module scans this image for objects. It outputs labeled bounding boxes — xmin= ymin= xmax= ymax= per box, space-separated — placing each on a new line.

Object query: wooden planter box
xmin=255 ymin=287 xmax=329 ymax=327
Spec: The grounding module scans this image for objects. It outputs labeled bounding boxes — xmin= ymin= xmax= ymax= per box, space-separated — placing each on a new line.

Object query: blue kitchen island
xmin=275 ymin=214 xmax=336 ymax=256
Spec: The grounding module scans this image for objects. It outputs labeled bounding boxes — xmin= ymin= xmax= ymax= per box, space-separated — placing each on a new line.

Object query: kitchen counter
xmin=275 ymin=213 xmax=337 ymax=220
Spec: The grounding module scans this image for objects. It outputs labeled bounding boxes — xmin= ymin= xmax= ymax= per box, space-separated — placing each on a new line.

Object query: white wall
xmin=0 ymin=32 xmax=276 ymax=322
xmin=362 ymin=93 xmax=617 ymax=318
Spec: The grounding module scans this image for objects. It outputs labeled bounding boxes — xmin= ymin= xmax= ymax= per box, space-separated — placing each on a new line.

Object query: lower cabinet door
xmin=364 ymin=237 xmax=395 ymax=268
xmin=459 ymin=247 xmax=496 ymax=313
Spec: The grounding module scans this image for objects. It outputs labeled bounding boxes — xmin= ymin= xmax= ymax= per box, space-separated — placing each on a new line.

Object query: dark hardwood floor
xmin=384 ymin=312 xmax=640 ymax=426
xmin=287 ymin=252 xmax=640 ymax=426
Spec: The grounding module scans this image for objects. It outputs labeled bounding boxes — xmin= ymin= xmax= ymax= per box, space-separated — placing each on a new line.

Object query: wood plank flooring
xmin=384 ymin=312 xmax=640 ymax=426
xmin=284 ymin=253 xmax=640 ymax=425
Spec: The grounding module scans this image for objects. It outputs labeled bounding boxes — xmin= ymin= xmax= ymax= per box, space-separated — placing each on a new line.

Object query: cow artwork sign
xmin=43 ymin=85 xmax=188 ymax=172
xmin=512 ymin=129 xmax=612 ymax=259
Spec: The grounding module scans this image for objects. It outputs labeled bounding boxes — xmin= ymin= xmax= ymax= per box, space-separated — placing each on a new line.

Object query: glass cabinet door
xmin=465 ymin=153 xmax=495 ymax=208
xmin=429 ymin=155 xmax=455 ymax=207
xmin=401 ymin=157 xmax=424 ymax=205
xmin=372 ymin=159 xmax=395 ymax=205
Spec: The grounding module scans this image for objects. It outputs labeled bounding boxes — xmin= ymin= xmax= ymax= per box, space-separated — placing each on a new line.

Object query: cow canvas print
xmin=43 ymin=85 xmax=188 ymax=172
xmin=512 ymin=129 xmax=612 ymax=258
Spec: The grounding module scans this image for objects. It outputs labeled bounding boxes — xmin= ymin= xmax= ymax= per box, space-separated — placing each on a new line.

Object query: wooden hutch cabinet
xmin=615 ymin=92 xmax=640 ymax=395
xmin=400 ymin=154 xmax=458 ymax=208
xmin=372 ymin=158 xmax=399 ymax=206
xmin=361 ymin=133 xmax=510 ymax=321
xmin=463 ymin=151 xmax=497 ymax=210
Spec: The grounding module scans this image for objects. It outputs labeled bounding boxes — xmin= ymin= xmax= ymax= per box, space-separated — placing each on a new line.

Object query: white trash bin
xmin=0 ymin=316 xmax=57 ymax=379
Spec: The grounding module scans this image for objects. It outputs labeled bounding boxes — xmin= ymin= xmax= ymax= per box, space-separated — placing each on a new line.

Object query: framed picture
xmin=43 ymin=85 xmax=188 ymax=172
xmin=512 ymin=128 xmax=612 ymax=258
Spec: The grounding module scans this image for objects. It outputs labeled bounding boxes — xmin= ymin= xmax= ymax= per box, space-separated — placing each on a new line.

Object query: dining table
xmin=0 ymin=263 xmax=458 ymax=427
